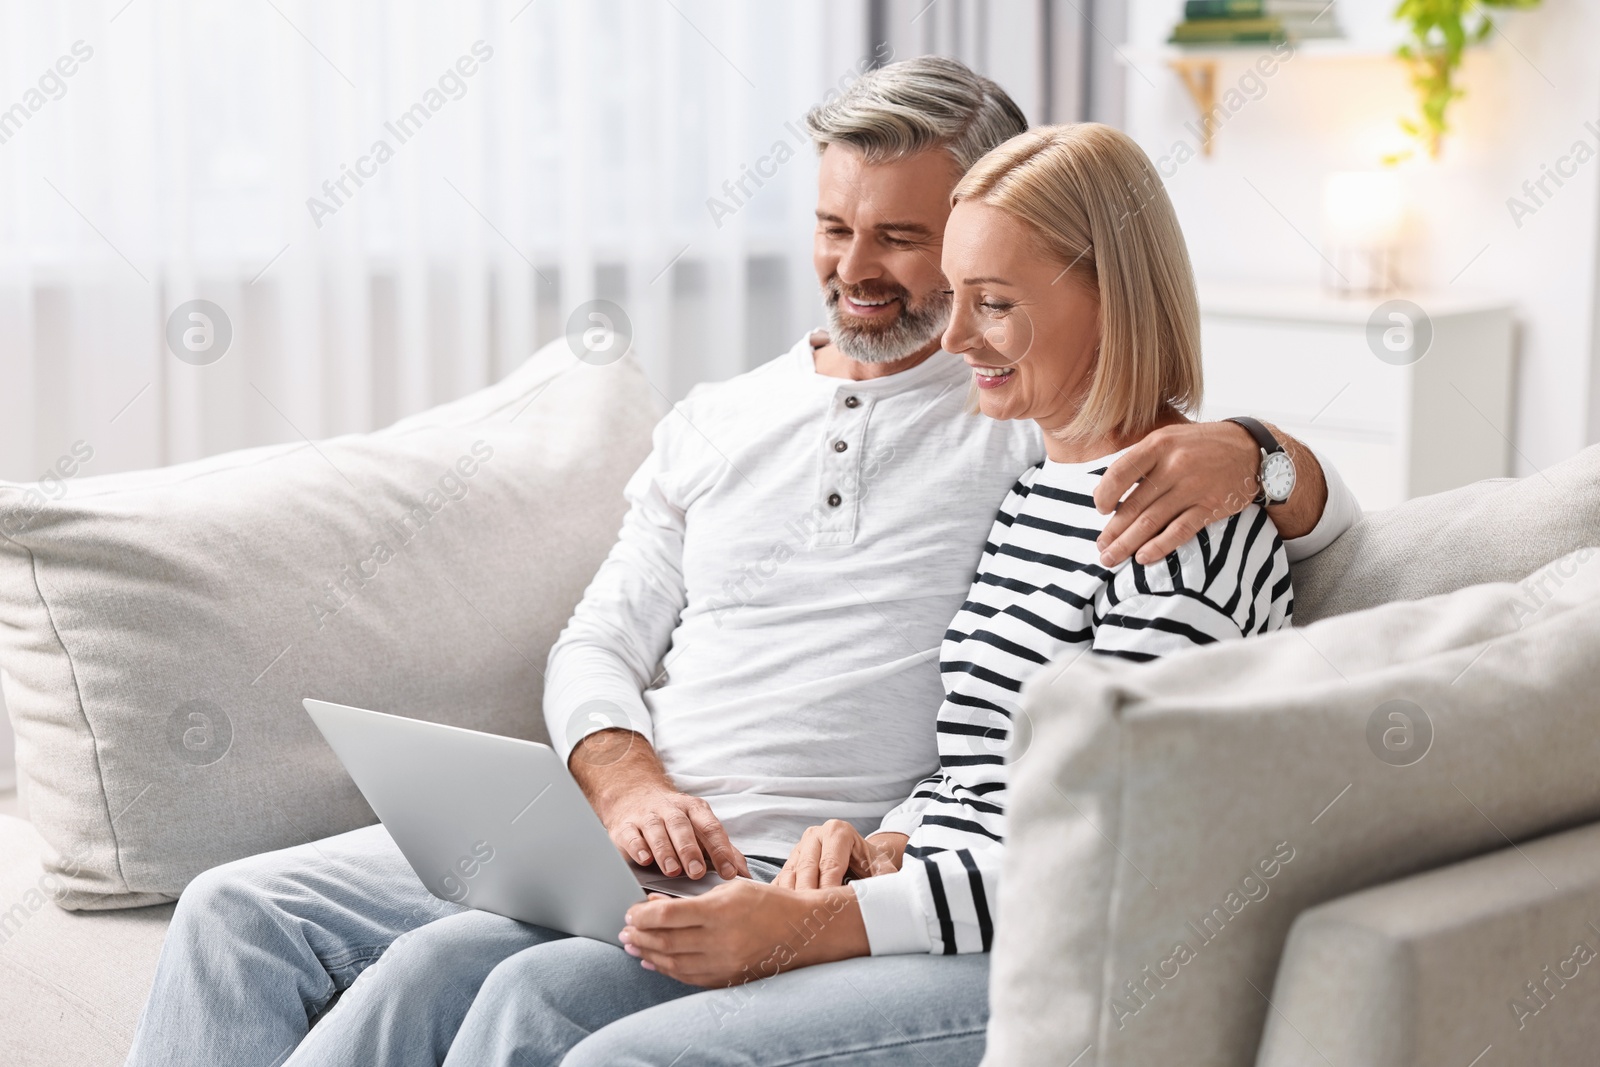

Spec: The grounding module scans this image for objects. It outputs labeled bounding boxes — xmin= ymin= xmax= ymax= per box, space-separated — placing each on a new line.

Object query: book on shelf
xmin=1183 ymin=0 xmax=1332 ymax=17
xmin=1170 ymin=29 xmax=1281 ymax=43
xmin=1169 ymin=13 xmax=1341 ymax=44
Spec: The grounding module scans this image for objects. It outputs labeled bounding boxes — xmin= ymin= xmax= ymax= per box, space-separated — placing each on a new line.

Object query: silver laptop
xmin=302 ymin=699 xmax=729 ymax=946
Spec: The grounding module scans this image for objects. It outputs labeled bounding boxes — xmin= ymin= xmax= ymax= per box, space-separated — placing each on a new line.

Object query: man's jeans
xmin=125 ymin=824 xmax=989 ymax=1067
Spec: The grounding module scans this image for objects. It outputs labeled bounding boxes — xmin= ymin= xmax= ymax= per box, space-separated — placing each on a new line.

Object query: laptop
xmin=302 ymin=699 xmax=731 ymax=946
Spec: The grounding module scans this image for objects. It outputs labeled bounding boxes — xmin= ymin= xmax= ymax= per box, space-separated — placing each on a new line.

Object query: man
xmin=126 ymin=56 xmax=1357 ymax=1067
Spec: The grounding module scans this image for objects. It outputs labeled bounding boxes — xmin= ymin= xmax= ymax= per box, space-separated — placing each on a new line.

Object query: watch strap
xmin=1225 ymin=415 xmax=1283 ymax=456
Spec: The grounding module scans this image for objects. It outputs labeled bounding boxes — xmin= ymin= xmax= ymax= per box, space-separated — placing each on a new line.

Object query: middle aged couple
xmin=127 ymin=56 xmax=1358 ymax=1066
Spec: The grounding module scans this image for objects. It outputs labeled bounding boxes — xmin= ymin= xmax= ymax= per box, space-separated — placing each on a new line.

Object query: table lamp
xmin=1321 ymin=170 xmax=1404 ymax=295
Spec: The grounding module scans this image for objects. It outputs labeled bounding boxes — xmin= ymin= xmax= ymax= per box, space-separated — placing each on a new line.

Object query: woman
xmin=620 ymin=119 xmax=1292 ymax=1016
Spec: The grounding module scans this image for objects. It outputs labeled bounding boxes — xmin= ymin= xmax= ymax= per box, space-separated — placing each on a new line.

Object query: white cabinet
xmin=1197 ymin=285 xmax=1517 ymax=510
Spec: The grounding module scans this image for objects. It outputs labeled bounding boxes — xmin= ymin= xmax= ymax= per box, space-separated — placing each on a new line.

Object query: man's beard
xmin=822 ymin=277 xmax=952 ymax=364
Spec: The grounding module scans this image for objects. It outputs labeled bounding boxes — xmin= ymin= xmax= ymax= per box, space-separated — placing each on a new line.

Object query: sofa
xmin=2 ymin=340 xmax=1597 ymax=1066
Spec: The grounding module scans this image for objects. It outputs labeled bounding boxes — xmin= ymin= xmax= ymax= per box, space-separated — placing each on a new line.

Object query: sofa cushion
xmin=985 ymin=547 xmax=1600 ymax=1067
xmin=0 ymin=814 xmax=170 ymax=1067
xmin=0 ymin=342 xmax=657 ymax=909
xmin=1291 ymin=443 xmax=1600 ymax=623
xmin=1256 ymin=819 xmax=1600 ymax=1067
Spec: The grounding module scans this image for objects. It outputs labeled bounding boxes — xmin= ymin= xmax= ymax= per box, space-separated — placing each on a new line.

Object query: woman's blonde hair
xmin=952 ymin=123 xmax=1202 ymax=443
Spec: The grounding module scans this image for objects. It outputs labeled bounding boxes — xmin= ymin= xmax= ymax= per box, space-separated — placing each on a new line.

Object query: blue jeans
xmin=446 ymin=937 xmax=989 ymax=1066
xmin=126 ymin=824 xmax=989 ymax=1066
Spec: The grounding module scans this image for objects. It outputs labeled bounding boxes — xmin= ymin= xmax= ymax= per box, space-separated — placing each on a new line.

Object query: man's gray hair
xmin=804 ymin=55 xmax=1028 ymax=174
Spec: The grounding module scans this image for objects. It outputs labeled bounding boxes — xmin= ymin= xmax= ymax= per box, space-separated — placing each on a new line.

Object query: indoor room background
xmin=2 ymin=0 xmax=1596 ymax=793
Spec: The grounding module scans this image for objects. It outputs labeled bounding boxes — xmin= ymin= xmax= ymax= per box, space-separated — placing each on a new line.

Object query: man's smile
xmin=839 ymin=292 xmax=902 ymax=318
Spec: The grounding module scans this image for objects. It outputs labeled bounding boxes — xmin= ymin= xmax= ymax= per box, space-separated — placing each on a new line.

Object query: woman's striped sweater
xmin=850 ymin=452 xmax=1294 ymax=955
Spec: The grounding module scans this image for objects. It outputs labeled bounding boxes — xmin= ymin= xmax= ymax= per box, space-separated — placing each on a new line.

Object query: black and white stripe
xmin=880 ymin=457 xmax=1293 ymax=955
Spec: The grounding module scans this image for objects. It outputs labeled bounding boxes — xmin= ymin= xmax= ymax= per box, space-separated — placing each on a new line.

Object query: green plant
xmin=1389 ymin=0 xmax=1542 ymax=162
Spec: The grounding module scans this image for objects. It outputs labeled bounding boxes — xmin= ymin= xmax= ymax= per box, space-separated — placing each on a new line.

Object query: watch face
xmin=1261 ymin=452 xmax=1296 ymax=503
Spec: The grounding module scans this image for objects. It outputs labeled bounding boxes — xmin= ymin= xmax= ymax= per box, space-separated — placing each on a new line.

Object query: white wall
xmin=1123 ymin=0 xmax=1600 ymax=473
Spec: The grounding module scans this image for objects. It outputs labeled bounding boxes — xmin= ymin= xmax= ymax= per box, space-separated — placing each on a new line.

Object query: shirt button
xmin=844 ymin=396 xmax=860 ymax=409
xmin=833 ymin=440 xmax=848 ymax=453
xmin=827 ymin=492 xmax=842 ymax=507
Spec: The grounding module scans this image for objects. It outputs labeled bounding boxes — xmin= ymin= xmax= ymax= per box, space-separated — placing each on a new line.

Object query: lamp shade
xmin=1321 ymin=171 xmax=1404 ymax=294
xmin=1322 ymin=171 xmax=1405 ymax=247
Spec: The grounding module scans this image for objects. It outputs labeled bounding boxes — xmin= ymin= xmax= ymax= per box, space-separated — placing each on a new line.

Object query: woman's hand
xmin=620 ymin=880 xmax=869 ymax=987
xmin=774 ymin=820 xmax=908 ymax=889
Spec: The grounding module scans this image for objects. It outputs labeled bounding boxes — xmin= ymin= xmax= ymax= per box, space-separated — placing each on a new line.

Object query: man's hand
xmin=620 ymin=880 xmax=869 ymax=987
xmin=568 ymin=729 xmax=749 ymax=881
xmin=774 ymin=822 xmax=906 ymax=889
xmin=1094 ymin=420 xmax=1329 ymax=567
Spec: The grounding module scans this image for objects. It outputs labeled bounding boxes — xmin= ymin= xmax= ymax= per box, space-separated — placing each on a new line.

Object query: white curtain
xmin=0 ymin=0 xmax=880 ymax=481
xmin=0 ymin=0 xmax=1100 ymax=485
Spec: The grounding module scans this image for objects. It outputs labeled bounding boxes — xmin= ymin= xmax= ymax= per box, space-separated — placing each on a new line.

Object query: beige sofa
xmin=2 ymin=342 xmax=1598 ymax=1066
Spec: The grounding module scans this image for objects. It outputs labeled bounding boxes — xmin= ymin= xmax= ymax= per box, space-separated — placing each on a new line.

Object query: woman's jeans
xmin=124 ymin=824 xmax=989 ymax=1067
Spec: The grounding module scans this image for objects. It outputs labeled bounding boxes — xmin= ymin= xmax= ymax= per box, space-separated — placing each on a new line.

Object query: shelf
xmin=1119 ymin=38 xmax=1401 ymax=66
xmin=1117 ymin=36 xmax=1402 ymax=156
xmin=1167 ymin=56 xmax=1220 ymax=156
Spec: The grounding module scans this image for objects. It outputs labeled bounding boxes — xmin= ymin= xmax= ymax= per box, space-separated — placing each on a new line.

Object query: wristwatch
xmin=1225 ymin=416 xmax=1296 ymax=506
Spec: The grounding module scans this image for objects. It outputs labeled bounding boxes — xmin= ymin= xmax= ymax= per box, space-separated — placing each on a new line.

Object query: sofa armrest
xmin=1257 ymin=820 xmax=1600 ymax=1067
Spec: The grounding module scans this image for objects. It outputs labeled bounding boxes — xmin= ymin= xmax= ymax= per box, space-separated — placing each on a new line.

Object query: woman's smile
xmin=969 ymin=363 xmax=1015 ymax=389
